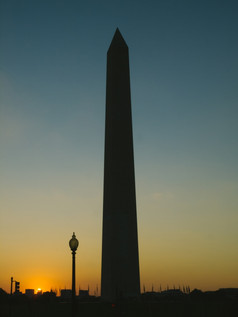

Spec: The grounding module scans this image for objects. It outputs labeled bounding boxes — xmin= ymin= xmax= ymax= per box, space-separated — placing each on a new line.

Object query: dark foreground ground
xmin=1 ymin=289 xmax=238 ymax=317
xmin=1 ymin=299 xmax=238 ymax=317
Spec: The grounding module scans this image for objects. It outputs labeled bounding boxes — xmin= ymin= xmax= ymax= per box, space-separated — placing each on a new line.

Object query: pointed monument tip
xmin=113 ymin=27 xmax=126 ymax=42
xmin=108 ymin=28 xmax=128 ymax=52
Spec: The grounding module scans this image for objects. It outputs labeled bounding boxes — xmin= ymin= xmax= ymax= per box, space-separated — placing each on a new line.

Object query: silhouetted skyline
xmin=0 ymin=0 xmax=238 ymax=293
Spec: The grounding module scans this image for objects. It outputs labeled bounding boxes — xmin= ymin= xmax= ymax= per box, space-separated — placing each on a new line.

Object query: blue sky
xmin=1 ymin=0 xmax=238 ymax=292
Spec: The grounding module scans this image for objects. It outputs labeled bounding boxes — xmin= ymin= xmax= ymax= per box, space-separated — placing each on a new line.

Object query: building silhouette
xmin=25 ymin=289 xmax=34 ymax=298
xmin=101 ymin=29 xmax=140 ymax=301
xmin=60 ymin=289 xmax=72 ymax=300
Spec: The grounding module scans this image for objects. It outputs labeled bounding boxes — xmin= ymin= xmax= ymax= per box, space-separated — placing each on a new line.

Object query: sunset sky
xmin=1 ymin=0 xmax=238 ymax=294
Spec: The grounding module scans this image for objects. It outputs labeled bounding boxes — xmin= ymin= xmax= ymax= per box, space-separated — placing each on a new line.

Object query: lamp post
xmin=69 ymin=232 xmax=79 ymax=317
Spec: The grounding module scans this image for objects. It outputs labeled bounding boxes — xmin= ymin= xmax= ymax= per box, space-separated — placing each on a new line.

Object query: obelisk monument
xmin=101 ymin=29 xmax=140 ymax=301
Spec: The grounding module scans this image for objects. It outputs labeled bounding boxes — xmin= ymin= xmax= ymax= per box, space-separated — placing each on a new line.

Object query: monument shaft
xmin=101 ymin=29 xmax=140 ymax=300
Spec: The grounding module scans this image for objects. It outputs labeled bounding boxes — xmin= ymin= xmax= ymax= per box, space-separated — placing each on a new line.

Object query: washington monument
xmin=101 ymin=29 xmax=140 ymax=301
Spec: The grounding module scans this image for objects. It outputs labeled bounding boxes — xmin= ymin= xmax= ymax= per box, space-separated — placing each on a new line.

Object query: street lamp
xmin=69 ymin=232 xmax=79 ymax=317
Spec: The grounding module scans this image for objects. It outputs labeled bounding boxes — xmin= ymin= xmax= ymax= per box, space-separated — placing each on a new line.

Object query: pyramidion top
xmin=108 ymin=28 xmax=128 ymax=53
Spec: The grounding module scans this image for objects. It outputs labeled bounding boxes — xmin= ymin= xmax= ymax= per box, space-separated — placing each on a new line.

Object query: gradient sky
xmin=1 ymin=0 xmax=238 ymax=294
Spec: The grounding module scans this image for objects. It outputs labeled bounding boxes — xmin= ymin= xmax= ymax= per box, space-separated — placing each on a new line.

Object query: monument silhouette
xmin=101 ymin=29 xmax=140 ymax=301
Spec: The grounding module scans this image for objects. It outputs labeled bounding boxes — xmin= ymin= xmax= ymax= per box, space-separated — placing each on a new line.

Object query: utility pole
xmin=10 ymin=277 xmax=13 ymax=295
